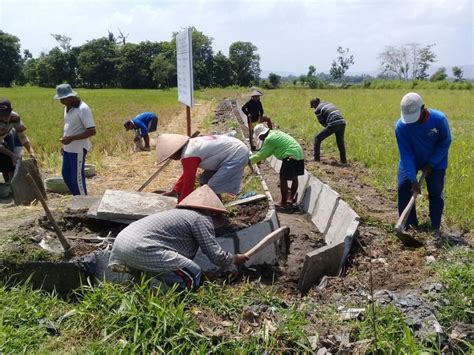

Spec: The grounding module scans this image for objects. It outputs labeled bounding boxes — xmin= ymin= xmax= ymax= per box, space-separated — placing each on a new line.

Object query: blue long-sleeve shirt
xmin=395 ymin=109 xmax=451 ymax=182
xmin=131 ymin=112 xmax=157 ymax=137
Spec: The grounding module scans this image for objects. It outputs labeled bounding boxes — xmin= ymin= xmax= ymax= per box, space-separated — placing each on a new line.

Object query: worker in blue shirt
xmin=395 ymin=92 xmax=451 ymax=235
xmin=124 ymin=112 xmax=158 ymax=151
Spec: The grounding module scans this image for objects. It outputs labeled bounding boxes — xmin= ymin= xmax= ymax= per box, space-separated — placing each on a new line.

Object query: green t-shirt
xmin=250 ymin=130 xmax=304 ymax=164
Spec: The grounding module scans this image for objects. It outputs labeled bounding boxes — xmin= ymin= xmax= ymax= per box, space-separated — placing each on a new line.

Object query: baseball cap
xmin=400 ymin=92 xmax=423 ymax=124
xmin=0 ymin=98 xmax=12 ymax=116
xmin=253 ymin=123 xmax=270 ymax=140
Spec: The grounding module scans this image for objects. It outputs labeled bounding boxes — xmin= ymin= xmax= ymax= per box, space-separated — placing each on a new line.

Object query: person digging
xmin=108 ymin=184 xmax=249 ymax=291
xmin=241 ymin=89 xmax=273 ymax=151
xmin=124 ymin=112 xmax=158 ymax=151
xmin=250 ymin=124 xmax=305 ymax=209
xmin=157 ymin=133 xmax=250 ymax=202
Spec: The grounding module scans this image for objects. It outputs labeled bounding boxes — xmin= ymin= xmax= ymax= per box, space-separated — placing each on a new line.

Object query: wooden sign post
xmin=176 ymin=27 xmax=194 ymax=137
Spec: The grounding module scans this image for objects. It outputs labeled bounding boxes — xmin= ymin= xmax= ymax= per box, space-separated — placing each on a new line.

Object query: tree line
xmin=0 ymin=28 xmax=467 ymax=89
xmin=0 ymin=28 xmax=261 ymax=88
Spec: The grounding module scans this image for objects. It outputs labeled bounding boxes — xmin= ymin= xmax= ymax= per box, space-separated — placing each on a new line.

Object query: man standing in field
xmin=241 ymin=89 xmax=273 ymax=150
xmin=158 ymin=133 xmax=250 ymax=202
xmin=310 ymin=97 xmax=347 ymax=165
xmin=0 ymin=98 xmax=35 ymax=182
xmin=395 ymin=92 xmax=451 ymax=235
xmin=250 ymin=124 xmax=305 ymax=208
xmin=54 ymin=84 xmax=96 ymax=195
xmin=108 ymin=185 xmax=249 ymax=291
xmin=123 ymin=112 xmax=158 ymax=151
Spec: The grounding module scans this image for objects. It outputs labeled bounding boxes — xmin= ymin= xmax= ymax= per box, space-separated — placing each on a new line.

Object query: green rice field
xmin=1 ymin=87 xmax=472 ymax=229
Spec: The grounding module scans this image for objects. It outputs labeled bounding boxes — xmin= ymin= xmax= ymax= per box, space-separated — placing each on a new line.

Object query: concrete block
xmin=324 ymin=200 xmax=360 ymax=245
xmin=296 ymin=171 xmax=311 ymax=205
xmin=311 ymin=185 xmax=340 ymax=234
xmin=298 ymin=242 xmax=345 ymax=293
xmin=94 ymin=190 xmax=176 ymax=222
xmin=194 ymin=236 xmax=236 ymax=271
xmin=268 ymin=156 xmax=277 ymax=169
xmin=236 ymin=221 xmax=276 ymax=266
xmin=301 ymin=178 xmax=324 ymax=215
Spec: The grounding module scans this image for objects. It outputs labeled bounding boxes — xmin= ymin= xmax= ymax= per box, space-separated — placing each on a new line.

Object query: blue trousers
xmin=150 ymin=260 xmax=202 ymax=292
xmin=62 ymin=149 xmax=87 ymax=195
xmin=397 ymin=169 xmax=445 ymax=229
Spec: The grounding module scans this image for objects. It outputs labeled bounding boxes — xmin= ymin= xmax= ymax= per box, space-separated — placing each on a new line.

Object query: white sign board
xmin=176 ymin=28 xmax=194 ymax=107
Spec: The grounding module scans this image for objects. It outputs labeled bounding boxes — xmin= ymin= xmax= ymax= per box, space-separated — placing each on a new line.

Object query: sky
xmin=1 ymin=0 xmax=472 ymax=75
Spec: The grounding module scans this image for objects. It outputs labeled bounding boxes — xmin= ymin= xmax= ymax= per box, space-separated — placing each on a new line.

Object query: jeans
xmin=397 ymin=168 xmax=445 ymax=229
xmin=150 ymin=259 xmax=202 ymax=292
xmin=314 ymin=124 xmax=346 ymax=163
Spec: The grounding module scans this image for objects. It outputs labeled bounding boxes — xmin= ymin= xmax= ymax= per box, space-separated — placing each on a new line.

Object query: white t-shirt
xmin=182 ymin=135 xmax=250 ymax=170
xmin=63 ymin=101 xmax=95 ymax=153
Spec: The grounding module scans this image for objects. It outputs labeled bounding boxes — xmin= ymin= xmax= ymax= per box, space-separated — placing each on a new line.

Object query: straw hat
xmin=176 ymin=185 xmax=227 ymax=213
xmin=250 ymin=89 xmax=262 ymax=97
xmin=155 ymin=134 xmax=189 ymax=164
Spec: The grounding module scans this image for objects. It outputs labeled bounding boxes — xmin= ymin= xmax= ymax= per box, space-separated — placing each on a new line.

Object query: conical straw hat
xmin=156 ymin=134 xmax=189 ymax=164
xmin=250 ymin=89 xmax=262 ymax=97
xmin=176 ymin=185 xmax=227 ymax=213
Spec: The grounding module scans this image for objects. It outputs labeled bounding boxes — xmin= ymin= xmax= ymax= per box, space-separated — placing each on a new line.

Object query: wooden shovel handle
xmin=395 ymin=171 xmax=426 ymax=232
xmin=244 ymin=226 xmax=289 ymax=258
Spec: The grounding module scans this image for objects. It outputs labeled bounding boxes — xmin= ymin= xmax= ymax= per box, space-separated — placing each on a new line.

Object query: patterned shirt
xmin=108 ymin=209 xmax=234 ymax=273
xmin=0 ymin=111 xmax=28 ymax=145
xmin=314 ymin=102 xmax=346 ymax=127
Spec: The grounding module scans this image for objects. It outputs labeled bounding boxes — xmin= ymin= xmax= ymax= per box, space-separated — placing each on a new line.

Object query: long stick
xmin=395 ymin=171 xmax=426 ymax=233
xmin=137 ymin=130 xmax=200 ymax=192
xmin=244 ymin=226 xmax=289 ymax=258
xmin=26 ymin=174 xmax=72 ymax=253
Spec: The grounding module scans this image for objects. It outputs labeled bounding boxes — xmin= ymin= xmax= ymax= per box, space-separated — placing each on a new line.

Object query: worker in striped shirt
xmin=310 ymin=98 xmax=347 ymax=165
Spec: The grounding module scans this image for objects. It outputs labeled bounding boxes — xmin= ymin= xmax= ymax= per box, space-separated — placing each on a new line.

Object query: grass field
xmin=1 ymin=86 xmax=472 ymax=229
xmin=0 ymin=87 xmax=183 ymax=170
xmin=201 ymin=88 xmax=473 ymax=230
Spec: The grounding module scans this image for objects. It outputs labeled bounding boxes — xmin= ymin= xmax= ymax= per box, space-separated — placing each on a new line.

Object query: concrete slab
xmin=226 ymin=194 xmax=266 ymax=207
xmin=268 ymin=156 xmax=277 ymax=169
xmin=274 ymin=159 xmax=282 ymax=173
xmin=324 ymin=200 xmax=360 ymax=245
xmin=94 ymin=190 xmax=177 ymax=222
xmin=236 ymin=221 xmax=276 ymax=266
xmin=296 ymin=171 xmax=311 ymax=205
xmin=298 ymin=242 xmax=345 ymax=293
xmin=70 ymin=195 xmax=101 ymax=211
xmin=193 ymin=236 xmax=236 ymax=271
xmin=10 ymin=158 xmax=46 ymax=205
xmin=301 ymin=178 xmax=324 ymax=215
xmin=311 ymin=185 xmax=340 ymax=234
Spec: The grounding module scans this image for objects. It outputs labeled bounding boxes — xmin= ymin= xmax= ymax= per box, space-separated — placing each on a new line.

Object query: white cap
xmin=253 ymin=124 xmax=269 ymax=140
xmin=400 ymin=92 xmax=423 ymax=124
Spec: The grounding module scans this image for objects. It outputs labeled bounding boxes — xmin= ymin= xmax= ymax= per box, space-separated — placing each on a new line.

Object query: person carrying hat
xmin=241 ymin=89 xmax=273 ymax=150
xmin=310 ymin=97 xmax=347 ymax=165
xmin=0 ymin=98 xmax=35 ymax=182
xmin=158 ymin=133 xmax=250 ymax=202
xmin=395 ymin=92 xmax=451 ymax=235
xmin=54 ymin=84 xmax=96 ymax=195
xmin=108 ymin=185 xmax=249 ymax=291
xmin=250 ymin=124 xmax=304 ymax=207
xmin=123 ymin=112 xmax=159 ymax=151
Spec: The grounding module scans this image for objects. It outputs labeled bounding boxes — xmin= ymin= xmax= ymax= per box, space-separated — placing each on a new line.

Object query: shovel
xmin=243 ymin=226 xmax=289 ymax=258
xmin=394 ymin=172 xmax=426 ymax=247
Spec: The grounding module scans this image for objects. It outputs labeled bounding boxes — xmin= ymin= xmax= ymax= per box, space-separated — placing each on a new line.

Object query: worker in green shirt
xmin=250 ymin=124 xmax=305 ymax=208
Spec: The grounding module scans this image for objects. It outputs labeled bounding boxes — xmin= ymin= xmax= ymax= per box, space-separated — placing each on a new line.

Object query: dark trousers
xmin=314 ymin=124 xmax=346 ymax=163
xmin=397 ymin=169 xmax=445 ymax=229
xmin=62 ymin=149 xmax=87 ymax=195
xmin=0 ymin=131 xmax=21 ymax=173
